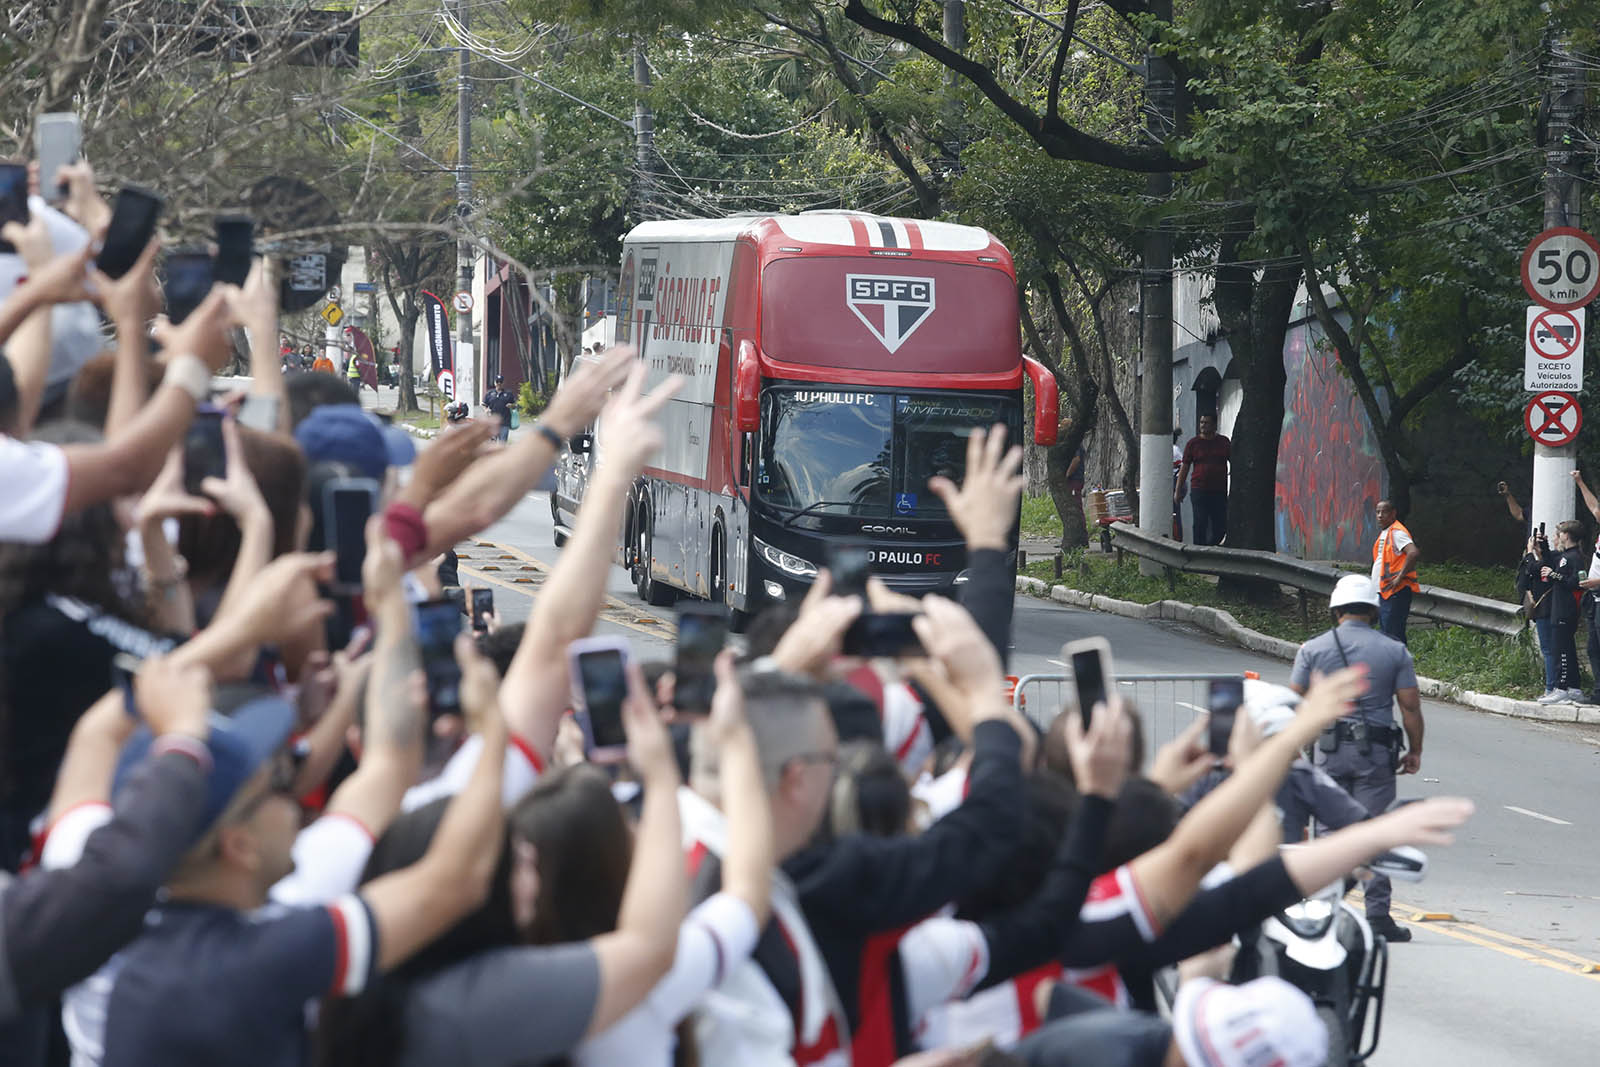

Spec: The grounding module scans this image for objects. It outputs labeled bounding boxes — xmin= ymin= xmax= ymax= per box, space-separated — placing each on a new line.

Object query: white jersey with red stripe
xmin=911 ymin=863 xmax=1157 ymax=1051
xmin=678 ymin=787 xmax=850 ymax=1067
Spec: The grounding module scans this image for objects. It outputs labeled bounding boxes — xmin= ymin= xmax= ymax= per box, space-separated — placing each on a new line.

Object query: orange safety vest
xmin=1373 ymin=520 xmax=1419 ymax=596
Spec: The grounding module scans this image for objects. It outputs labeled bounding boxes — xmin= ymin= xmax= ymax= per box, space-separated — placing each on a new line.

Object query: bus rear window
xmin=760 ymin=257 xmax=1020 ymax=374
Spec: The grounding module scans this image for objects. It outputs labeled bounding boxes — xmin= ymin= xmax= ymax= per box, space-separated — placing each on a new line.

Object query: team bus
xmin=550 ymin=211 xmax=1059 ymax=624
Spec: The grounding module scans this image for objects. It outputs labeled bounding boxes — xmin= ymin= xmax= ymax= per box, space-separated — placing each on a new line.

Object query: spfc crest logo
xmin=845 ymin=274 xmax=936 ymax=354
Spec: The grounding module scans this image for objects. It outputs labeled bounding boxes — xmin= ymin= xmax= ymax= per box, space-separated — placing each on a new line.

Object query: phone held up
xmin=828 ymin=544 xmax=871 ymax=599
xmin=569 ymin=637 xmax=632 ymax=762
xmin=1206 ymin=676 xmax=1245 ymax=758
xmin=96 ymin=186 xmax=164 ymax=279
xmin=0 ymin=162 xmax=28 ymax=254
xmin=1064 ymin=637 xmax=1114 ymax=733
xmin=842 ymin=612 xmax=924 ymax=658
xmin=321 ymin=478 xmax=380 ymax=594
xmin=673 ymin=604 xmax=729 ymax=717
xmin=413 ymin=598 xmax=464 ymax=717
xmin=34 ymin=112 xmax=80 ymax=204
xmin=470 ymin=588 xmax=495 ymax=633
xmin=182 ymin=407 xmax=227 ymax=496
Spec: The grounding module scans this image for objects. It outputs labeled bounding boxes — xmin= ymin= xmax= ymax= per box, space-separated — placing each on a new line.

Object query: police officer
xmin=1179 ymin=679 xmax=1371 ymax=845
xmin=1290 ymin=574 xmax=1424 ymax=942
xmin=483 ymin=375 xmax=517 ymax=443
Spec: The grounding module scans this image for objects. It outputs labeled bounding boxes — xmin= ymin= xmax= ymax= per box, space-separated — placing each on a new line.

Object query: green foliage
xmin=518 ymin=373 xmax=557 ymax=418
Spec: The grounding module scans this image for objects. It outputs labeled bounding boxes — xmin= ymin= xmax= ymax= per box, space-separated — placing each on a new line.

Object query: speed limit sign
xmin=1522 ymin=227 xmax=1600 ymax=310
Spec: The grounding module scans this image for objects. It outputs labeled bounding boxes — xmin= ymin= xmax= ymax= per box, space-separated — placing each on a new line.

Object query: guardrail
xmin=1108 ymin=523 xmax=1526 ymax=638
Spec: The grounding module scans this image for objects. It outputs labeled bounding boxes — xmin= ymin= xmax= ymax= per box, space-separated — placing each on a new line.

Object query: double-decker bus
xmin=550 ymin=211 xmax=1058 ymax=623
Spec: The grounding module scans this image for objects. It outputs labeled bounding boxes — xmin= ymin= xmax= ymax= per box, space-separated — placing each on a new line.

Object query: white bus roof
xmin=625 ymin=212 xmax=996 ymax=253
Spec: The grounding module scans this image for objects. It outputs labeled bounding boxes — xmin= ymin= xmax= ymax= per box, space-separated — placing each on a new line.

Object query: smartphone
xmin=470 ymin=587 xmax=494 ymax=633
xmin=0 ymin=163 xmax=27 ymax=254
xmin=1207 ymin=676 xmax=1245 ymax=757
xmin=164 ymin=248 xmax=214 ymax=324
xmin=213 ymin=214 xmax=254 ymax=286
xmin=34 ymin=113 xmax=80 ymax=203
xmin=413 ymin=598 xmax=464 ymax=716
xmin=96 ymin=185 xmax=164 ymax=279
xmin=842 ymin=612 xmax=924 ymax=658
xmin=569 ymin=637 xmax=632 ymax=761
xmin=182 ymin=407 xmax=227 ymax=496
xmin=673 ymin=604 xmax=729 ymax=716
xmin=1064 ymin=637 xmax=1114 ymax=732
xmin=828 ymin=544 xmax=871 ymax=599
xmin=321 ymin=477 xmax=379 ymax=592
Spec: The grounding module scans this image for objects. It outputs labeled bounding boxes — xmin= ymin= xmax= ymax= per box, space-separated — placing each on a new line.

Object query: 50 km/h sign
xmin=1524 ymin=306 xmax=1585 ymax=391
xmin=1522 ymin=227 xmax=1600 ymax=310
xmin=1525 ymin=392 xmax=1583 ymax=448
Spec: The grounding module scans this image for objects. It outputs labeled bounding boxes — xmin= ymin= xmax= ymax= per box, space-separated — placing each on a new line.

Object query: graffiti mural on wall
xmin=1275 ymin=321 xmax=1384 ymax=562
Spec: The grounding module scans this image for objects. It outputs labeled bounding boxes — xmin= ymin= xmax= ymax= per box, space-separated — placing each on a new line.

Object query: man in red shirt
xmin=1175 ymin=414 xmax=1231 ymax=545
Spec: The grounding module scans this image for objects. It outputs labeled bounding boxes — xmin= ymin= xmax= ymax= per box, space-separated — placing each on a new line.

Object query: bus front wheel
xmin=634 ymin=503 xmax=675 ymax=607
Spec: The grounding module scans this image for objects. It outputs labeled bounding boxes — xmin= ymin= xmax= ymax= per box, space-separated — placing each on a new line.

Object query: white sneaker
xmin=1537 ymin=690 xmax=1562 ymax=704
xmin=1563 ymin=689 xmax=1587 ymax=703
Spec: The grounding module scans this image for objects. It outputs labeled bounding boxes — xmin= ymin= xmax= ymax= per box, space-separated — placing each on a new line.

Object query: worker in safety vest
xmin=1371 ymin=499 xmax=1419 ymax=645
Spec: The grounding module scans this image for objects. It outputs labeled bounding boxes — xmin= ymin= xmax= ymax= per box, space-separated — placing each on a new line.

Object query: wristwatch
xmin=532 ymin=421 xmax=564 ymax=450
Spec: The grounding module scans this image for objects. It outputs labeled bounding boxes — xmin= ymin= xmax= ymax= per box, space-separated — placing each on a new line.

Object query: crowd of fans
xmin=0 ymin=163 xmax=1478 ymax=1067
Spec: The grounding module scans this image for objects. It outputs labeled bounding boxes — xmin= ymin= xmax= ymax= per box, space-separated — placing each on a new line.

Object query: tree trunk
xmin=1047 ymin=432 xmax=1091 ymax=551
xmin=1213 ymin=250 xmax=1299 ymax=553
xmin=397 ymin=304 xmax=422 ymax=413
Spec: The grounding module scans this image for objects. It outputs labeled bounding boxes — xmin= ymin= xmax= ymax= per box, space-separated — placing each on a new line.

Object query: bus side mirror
xmin=735 ymin=339 xmax=760 ymax=434
xmin=1023 ymin=355 xmax=1060 ymax=446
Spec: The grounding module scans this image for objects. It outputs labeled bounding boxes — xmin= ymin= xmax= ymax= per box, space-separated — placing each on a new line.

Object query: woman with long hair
xmin=315 ymin=654 xmax=694 ymax=1067
xmin=0 ymin=420 xmax=169 ymax=871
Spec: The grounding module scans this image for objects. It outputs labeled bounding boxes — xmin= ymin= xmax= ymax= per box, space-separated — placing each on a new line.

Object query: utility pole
xmin=1528 ymin=35 xmax=1586 ymax=538
xmin=1138 ymin=0 xmax=1175 ymax=571
xmin=633 ymin=42 xmax=655 ymax=219
xmin=454 ymin=0 xmax=475 ymax=408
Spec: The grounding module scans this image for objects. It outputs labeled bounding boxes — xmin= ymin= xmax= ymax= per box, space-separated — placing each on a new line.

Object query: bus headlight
xmin=753 ymin=536 xmax=817 ymax=579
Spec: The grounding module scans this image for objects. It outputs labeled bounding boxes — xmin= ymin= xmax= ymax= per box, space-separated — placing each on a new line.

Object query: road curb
xmin=1016 ymin=576 xmax=1594 ymax=726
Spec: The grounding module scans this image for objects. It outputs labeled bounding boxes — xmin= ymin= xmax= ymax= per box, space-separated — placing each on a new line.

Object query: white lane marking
xmin=1504 ymin=805 xmax=1572 ymax=826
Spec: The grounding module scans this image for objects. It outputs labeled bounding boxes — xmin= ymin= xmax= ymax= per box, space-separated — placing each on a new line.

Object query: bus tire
xmin=551 ymin=493 xmax=567 ymax=547
xmin=634 ymin=502 xmax=675 ymax=607
xmin=711 ymin=526 xmax=751 ymax=631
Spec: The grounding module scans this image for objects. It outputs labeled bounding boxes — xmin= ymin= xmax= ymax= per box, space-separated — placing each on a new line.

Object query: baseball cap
xmin=113 ymin=686 xmax=297 ymax=836
xmin=294 ymin=404 xmax=391 ymax=479
xmin=1329 ymin=573 xmax=1380 ymax=611
xmin=372 ymin=415 xmax=415 ymax=468
xmin=1172 ymin=977 xmax=1327 ymax=1067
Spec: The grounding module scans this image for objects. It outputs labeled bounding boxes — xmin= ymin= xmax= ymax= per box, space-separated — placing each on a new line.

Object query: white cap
xmin=1243 ymin=678 xmax=1299 ymax=738
xmin=1173 ymin=977 xmax=1328 ymax=1067
xmin=1329 ymin=573 xmax=1380 ymax=612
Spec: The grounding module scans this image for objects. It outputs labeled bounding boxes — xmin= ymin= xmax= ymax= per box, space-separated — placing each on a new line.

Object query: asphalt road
xmin=467 ymin=492 xmax=1600 ymax=1065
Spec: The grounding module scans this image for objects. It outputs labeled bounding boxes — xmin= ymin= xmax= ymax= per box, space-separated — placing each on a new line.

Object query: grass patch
xmin=1331 ymin=558 xmax=1517 ymax=604
xmin=397 ymin=411 xmax=442 ymax=431
xmin=1020 ymin=495 xmax=1064 ymax=541
xmin=1021 ymin=550 xmax=1547 ymax=698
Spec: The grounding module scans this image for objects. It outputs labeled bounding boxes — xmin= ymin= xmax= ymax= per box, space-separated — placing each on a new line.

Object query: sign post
xmin=1522 ymin=226 xmax=1597 ymax=540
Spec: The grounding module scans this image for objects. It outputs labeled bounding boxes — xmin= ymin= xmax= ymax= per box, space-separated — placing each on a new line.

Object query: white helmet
xmin=1329 ymin=574 xmax=1380 ymax=612
xmin=1243 ymin=678 xmax=1300 ymax=738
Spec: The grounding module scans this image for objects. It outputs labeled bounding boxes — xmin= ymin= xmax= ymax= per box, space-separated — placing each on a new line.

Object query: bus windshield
xmin=755 ymin=389 xmax=1017 ymax=520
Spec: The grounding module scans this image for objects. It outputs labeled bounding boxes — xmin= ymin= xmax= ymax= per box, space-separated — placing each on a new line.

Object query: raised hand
xmin=134 ymin=447 xmax=215 ymax=526
xmin=1147 ymin=714 xmax=1215 ymax=795
xmin=1374 ymin=796 xmax=1474 ymax=846
xmin=594 ymin=360 xmax=684 ymax=479
xmin=91 ymin=236 xmax=161 ymax=330
xmin=622 ymin=658 xmax=679 ymax=786
xmin=157 ymin=286 xmax=239 ymax=371
xmin=705 ymin=649 xmax=749 ymax=747
xmin=1066 ymin=698 xmax=1133 ymax=799
xmin=911 ymin=595 xmax=1003 ymax=703
xmin=454 ymin=632 xmax=504 ymax=739
xmin=540 ymin=345 xmax=638 ymax=436
xmin=769 ymin=570 xmax=863 ymax=677
xmin=927 ymin=424 xmax=1026 ymax=551
xmin=53 ymin=161 xmax=112 ymax=236
xmin=135 ymin=656 xmax=213 ymax=741
xmin=1295 ymin=666 xmax=1367 ymax=732
xmin=222 ymin=551 xmax=335 ymax=645
xmin=199 ymin=418 xmax=269 ymax=523
xmin=401 ymin=420 xmax=496 ymax=508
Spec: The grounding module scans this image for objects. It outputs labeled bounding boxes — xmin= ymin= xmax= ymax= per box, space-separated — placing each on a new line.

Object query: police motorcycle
xmin=1226 ymin=681 xmax=1428 ymax=1066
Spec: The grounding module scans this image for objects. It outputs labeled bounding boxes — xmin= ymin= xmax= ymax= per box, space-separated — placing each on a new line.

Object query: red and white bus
xmin=550 ymin=211 xmax=1059 ymax=621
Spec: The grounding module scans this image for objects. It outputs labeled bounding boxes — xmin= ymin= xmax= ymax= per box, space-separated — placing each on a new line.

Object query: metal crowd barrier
xmin=1013 ymin=672 xmax=1243 ymax=753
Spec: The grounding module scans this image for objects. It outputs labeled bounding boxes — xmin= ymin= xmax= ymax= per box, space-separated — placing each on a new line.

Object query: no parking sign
xmin=1524 ymin=391 xmax=1582 ymax=448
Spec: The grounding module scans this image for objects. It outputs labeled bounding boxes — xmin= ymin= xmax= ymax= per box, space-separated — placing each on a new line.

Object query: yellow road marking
xmin=459 ymin=534 xmax=676 ymax=642
xmin=1352 ymin=891 xmax=1600 ymax=979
